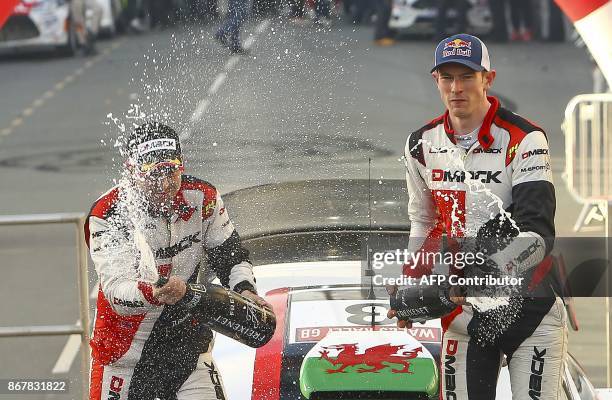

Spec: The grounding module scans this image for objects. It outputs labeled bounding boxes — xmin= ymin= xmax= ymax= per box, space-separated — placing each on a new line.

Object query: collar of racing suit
xmin=443 ymin=95 xmax=499 ymax=150
xmin=169 ymin=182 xmax=197 ymax=222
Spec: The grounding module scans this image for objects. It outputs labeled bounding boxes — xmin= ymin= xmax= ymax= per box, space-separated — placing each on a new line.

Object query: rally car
xmin=208 ymin=179 xmax=609 ymax=400
xmin=0 ymin=0 xmax=101 ymax=55
xmin=388 ymin=0 xmax=492 ymax=36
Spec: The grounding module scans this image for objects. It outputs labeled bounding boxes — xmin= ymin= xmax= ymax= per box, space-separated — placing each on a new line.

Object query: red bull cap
xmin=432 ymin=33 xmax=490 ymax=73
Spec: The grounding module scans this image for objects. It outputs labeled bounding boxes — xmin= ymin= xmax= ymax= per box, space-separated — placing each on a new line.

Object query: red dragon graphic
xmin=319 ymin=343 xmax=422 ymax=374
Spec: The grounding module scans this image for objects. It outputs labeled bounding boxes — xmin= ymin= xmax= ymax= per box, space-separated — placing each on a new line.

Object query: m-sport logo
xmin=432 ymin=169 xmax=502 ymax=183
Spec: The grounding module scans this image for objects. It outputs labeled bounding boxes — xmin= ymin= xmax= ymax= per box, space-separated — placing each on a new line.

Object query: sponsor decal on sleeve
xmin=520 ymin=164 xmax=550 ymax=173
xmin=203 ymin=200 xmax=217 ymax=219
xmin=507 ymin=143 xmax=519 ymax=164
xmin=113 ymin=298 xmax=145 ymax=308
xmin=521 ymin=148 xmax=549 ymax=159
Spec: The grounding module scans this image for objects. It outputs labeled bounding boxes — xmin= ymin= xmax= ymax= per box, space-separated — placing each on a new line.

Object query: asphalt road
xmin=0 ymin=13 xmax=608 ymax=399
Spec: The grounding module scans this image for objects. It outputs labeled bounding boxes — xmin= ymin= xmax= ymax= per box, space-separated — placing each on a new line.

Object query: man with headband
xmin=86 ymin=121 xmax=268 ymax=400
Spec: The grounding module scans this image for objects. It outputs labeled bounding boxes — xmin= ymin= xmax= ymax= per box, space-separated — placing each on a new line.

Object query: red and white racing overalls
xmin=403 ymin=96 xmax=567 ymax=400
xmin=85 ymin=175 xmax=256 ymax=400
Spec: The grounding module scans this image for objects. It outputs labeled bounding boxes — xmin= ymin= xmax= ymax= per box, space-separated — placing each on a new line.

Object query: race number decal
xmin=345 ymin=303 xmax=393 ymax=325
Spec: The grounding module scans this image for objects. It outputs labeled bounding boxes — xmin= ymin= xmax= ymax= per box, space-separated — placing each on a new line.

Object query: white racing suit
xmin=403 ymin=96 xmax=567 ymax=400
xmin=85 ymin=175 xmax=257 ymax=400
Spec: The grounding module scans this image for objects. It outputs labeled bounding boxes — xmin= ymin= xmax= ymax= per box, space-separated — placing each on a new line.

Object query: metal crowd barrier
xmin=0 ymin=213 xmax=90 ymax=399
xmin=562 ymin=93 xmax=612 ymax=231
xmin=562 ymin=93 xmax=612 ymax=387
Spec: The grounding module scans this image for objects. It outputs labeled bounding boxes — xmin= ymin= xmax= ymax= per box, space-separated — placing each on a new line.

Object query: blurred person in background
xmin=149 ymin=0 xmax=174 ymax=29
xmin=287 ymin=0 xmax=332 ymax=24
xmin=546 ymin=0 xmax=565 ymax=42
xmin=509 ymin=0 xmax=533 ymax=41
xmin=186 ymin=0 xmax=220 ymax=21
xmin=488 ymin=0 xmax=508 ymax=42
xmin=288 ymin=0 xmax=306 ymax=21
xmin=345 ymin=0 xmax=372 ymax=24
xmin=313 ymin=0 xmax=332 ymax=25
xmin=122 ymin=0 xmax=146 ymax=33
xmin=215 ymin=0 xmax=249 ymax=54
xmin=374 ymin=0 xmax=395 ymax=46
xmin=435 ymin=0 xmax=469 ymax=41
xmin=252 ymin=0 xmax=278 ymax=17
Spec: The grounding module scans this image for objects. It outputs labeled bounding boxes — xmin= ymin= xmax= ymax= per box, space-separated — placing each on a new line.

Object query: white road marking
xmin=190 ymin=99 xmax=210 ymax=122
xmin=181 ymin=19 xmax=270 ymax=142
xmin=0 ymin=39 xmax=125 ymax=140
xmin=255 ymin=19 xmax=270 ymax=34
xmin=207 ymin=73 xmax=227 ymax=95
xmin=224 ymin=55 xmax=240 ymax=71
xmin=52 ymin=326 xmax=81 ymax=374
xmin=243 ymin=36 xmax=255 ymax=50
xmin=52 ymin=283 xmax=98 ymax=374
xmin=90 ymin=280 xmax=99 ymax=300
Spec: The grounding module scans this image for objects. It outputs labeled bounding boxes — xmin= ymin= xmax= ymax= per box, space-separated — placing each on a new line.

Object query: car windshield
xmin=242 ymin=230 xmax=410 ymax=265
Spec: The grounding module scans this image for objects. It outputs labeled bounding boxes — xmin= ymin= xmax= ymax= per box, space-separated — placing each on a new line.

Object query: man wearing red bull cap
xmin=85 ymin=122 xmax=269 ymax=399
xmin=389 ymin=33 xmax=567 ymax=399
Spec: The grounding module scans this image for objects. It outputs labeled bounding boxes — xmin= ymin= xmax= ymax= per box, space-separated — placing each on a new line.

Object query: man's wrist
xmin=233 ymin=281 xmax=257 ymax=294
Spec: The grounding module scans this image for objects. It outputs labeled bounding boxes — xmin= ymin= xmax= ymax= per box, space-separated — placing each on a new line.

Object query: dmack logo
xmin=137 ymin=138 xmax=176 ymax=156
xmin=432 ymin=169 xmax=502 ymax=183
xmin=204 ymin=361 xmax=227 ymax=399
xmin=113 ymin=298 xmax=144 ymax=308
xmin=156 ymin=232 xmax=201 ymax=259
xmin=529 ymin=347 xmax=546 ymax=399
xmin=522 ymin=148 xmax=549 ymax=159
xmin=444 ymin=339 xmax=458 ymax=400
xmin=107 ymin=376 xmax=124 ymax=400
xmin=473 ymin=148 xmax=502 ymax=154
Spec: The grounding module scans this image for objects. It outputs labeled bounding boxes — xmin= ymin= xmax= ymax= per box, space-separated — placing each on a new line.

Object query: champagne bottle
xmin=390 ymin=282 xmax=457 ymax=323
xmin=178 ymin=282 xmax=276 ymax=348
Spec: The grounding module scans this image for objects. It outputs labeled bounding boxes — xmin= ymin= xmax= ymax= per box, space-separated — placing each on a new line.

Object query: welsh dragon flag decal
xmin=299 ymin=331 xmax=438 ymax=398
